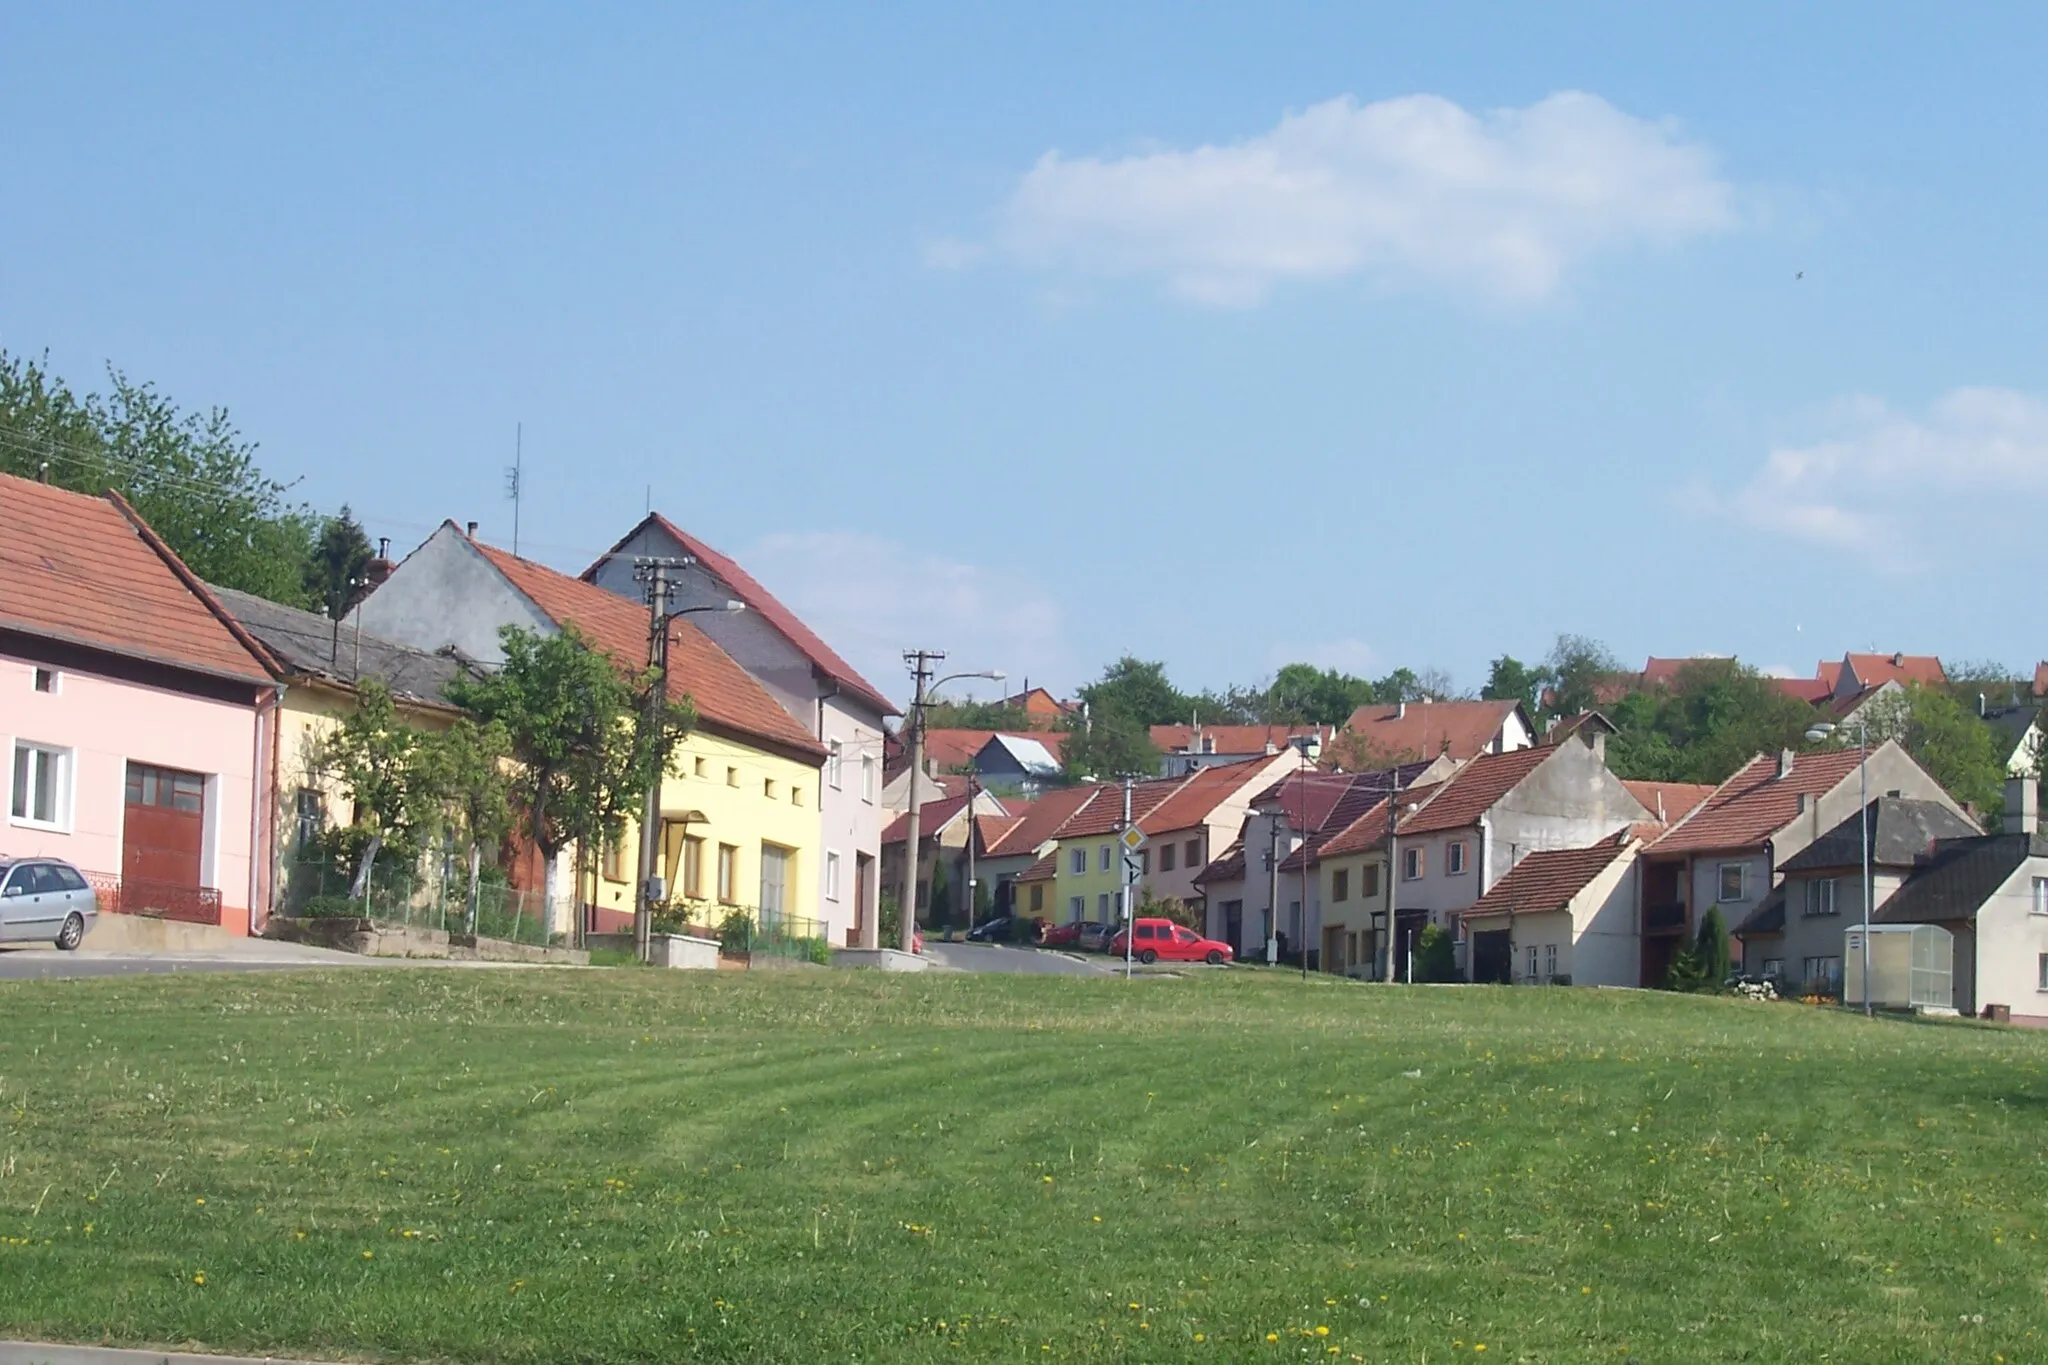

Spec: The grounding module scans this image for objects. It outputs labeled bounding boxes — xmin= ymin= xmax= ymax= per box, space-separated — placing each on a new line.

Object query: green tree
xmin=1694 ymin=905 xmax=1732 ymax=987
xmin=305 ymin=507 xmax=374 ymax=620
xmin=0 ymin=350 xmax=321 ymax=605
xmin=921 ymin=699 xmax=1036 ymax=730
xmin=307 ymin=681 xmax=440 ymax=888
xmin=1606 ymin=660 xmax=1818 ymax=784
xmin=1413 ymin=922 xmax=1461 ymax=982
xmin=1078 ymin=657 xmax=1194 ymax=727
xmin=1544 ymin=634 xmax=1626 ymax=718
xmin=1059 ymin=707 xmax=1160 ymax=782
xmin=447 ymin=625 xmax=696 ymax=918
xmin=1860 ymin=684 xmax=2007 ymax=819
xmin=1265 ymin=663 xmax=1377 ymax=726
xmin=1482 ymin=655 xmax=1549 ymax=715
xmin=927 ymin=854 xmax=953 ymax=927
xmin=425 ymin=715 xmax=514 ymax=928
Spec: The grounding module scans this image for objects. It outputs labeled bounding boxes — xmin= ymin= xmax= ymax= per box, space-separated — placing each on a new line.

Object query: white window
xmin=861 ymin=755 xmax=875 ymax=803
xmin=828 ymin=741 xmax=843 ymax=790
xmin=825 ymin=850 xmax=842 ymax=902
xmin=1761 ymin=958 xmax=1784 ymax=979
xmin=1804 ymin=878 xmax=1837 ymax=917
xmin=1069 ymin=848 xmax=1087 ymax=875
xmin=1098 ymin=844 xmax=1112 ymax=872
xmin=1545 ymin=943 xmax=1557 ymax=980
xmin=9 ymin=741 xmax=71 ymax=830
xmin=1718 ymin=863 xmax=1746 ymax=903
xmin=2033 ymin=877 xmax=2048 ymax=916
xmin=1526 ymin=946 xmax=1538 ymax=982
xmin=1446 ymin=841 xmax=1468 ymax=875
xmin=2040 ymin=953 xmax=2048 ymax=991
xmin=1068 ymin=895 xmax=1084 ymax=921
xmin=1402 ymin=847 xmax=1423 ymax=881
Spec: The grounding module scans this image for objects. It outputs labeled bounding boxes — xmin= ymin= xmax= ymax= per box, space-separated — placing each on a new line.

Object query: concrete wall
xmin=3 ymin=649 xmax=264 ymax=933
xmin=356 ymin=526 xmax=552 ymax=665
xmin=1969 ymin=856 xmax=2048 ymax=1024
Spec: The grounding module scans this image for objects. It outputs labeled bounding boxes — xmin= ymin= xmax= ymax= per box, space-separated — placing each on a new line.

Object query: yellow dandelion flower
xmin=361 ymin=1249 xmax=374 ymax=1260
xmin=1316 ymin=1326 xmax=1330 ymax=1336
xmin=1476 ymin=1347 xmax=1487 ymax=1354
xmin=194 ymin=1198 xmax=205 ymax=1206
xmin=1266 ymin=1333 xmax=1279 ymax=1343
xmin=1194 ymin=1333 xmax=1206 ymax=1343
xmin=192 ymin=1272 xmax=206 ymax=1286
xmin=1581 ymin=1286 xmax=1591 ymax=1295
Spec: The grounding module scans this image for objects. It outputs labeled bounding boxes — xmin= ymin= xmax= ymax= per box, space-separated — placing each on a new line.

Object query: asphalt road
xmin=922 ymin=942 xmax=1112 ymax=976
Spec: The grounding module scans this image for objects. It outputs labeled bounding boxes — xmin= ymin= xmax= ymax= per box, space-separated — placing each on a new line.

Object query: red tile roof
xmin=1149 ymin=723 xmax=1333 ymax=756
xmin=472 ymin=535 xmax=825 ymax=760
xmin=1016 ymin=851 xmax=1059 ymax=883
xmin=1843 ymin=652 xmax=1945 ymax=691
xmin=0 ymin=474 xmax=274 ymax=683
xmin=585 ymin=513 xmax=899 ymax=717
xmin=979 ymin=784 xmax=1102 ymax=858
xmin=1341 ymin=699 xmax=1524 ymax=761
xmin=1772 ymin=676 xmax=1834 ymax=704
xmin=1620 ymin=781 xmax=1718 ymax=826
xmin=1398 ymin=748 xmax=1554 ymax=836
xmin=1641 ymin=656 xmax=1725 ymax=687
xmin=976 ymin=813 xmax=1023 ymax=853
xmin=1141 ymin=756 xmax=1291 ymax=835
xmin=1817 ymin=660 xmax=1844 ymax=690
xmin=1058 ymin=777 xmax=1185 ymax=839
xmin=1647 ymin=746 xmax=1872 ymax=855
xmin=1461 ymin=834 xmax=1636 ymax=920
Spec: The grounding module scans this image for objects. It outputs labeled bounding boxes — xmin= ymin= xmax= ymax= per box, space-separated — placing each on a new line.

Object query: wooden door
xmin=123 ymin=763 xmax=206 ymax=888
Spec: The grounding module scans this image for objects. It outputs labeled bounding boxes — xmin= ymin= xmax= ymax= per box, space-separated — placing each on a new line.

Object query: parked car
xmin=0 ymin=856 xmax=98 ymax=949
xmin=1108 ymin=917 xmax=1234 ymax=966
xmin=1077 ymin=921 xmax=1117 ymax=952
xmin=1042 ymin=920 xmax=1095 ymax=948
xmin=965 ymin=916 xmax=1013 ymax=943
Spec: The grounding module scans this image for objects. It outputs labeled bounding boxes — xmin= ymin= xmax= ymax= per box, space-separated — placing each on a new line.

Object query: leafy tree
xmin=0 ymin=350 xmax=321 ymax=606
xmin=1859 ymin=684 xmax=2007 ymax=819
xmin=922 ymin=699 xmax=1037 ymax=730
xmin=1607 ymin=660 xmax=1818 ymax=784
xmin=1482 ymin=655 xmax=1549 ymax=715
xmin=447 ymin=625 xmax=696 ymax=921
xmin=1544 ymin=634 xmax=1626 ymax=718
xmin=1190 ymin=686 xmax=1261 ymax=726
xmin=1262 ymin=663 xmax=1372 ymax=726
xmin=1078 ymin=656 xmax=1194 ymax=727
xmin=1662 ymin=941 xmax=1706 ymax=992
xmin=305 ymin=507 xmax=374 ymax=620
xmin=1413 ymin=922 xmax=1460 ymax=982
xmin=1694 ymin=905 xmax=1732 ymax=987
xmin=927 ymin=854 xmax=953 ymax=927
xmin=307 ymin=680 xmax=440 ymax=888
xmin=1324 ymin=730 xmax=1425 ymax=773
xmin=425 ymin=715 xmax=513 ymax=928
xmin=1059 ymin=706 xmax=1159 ymax=782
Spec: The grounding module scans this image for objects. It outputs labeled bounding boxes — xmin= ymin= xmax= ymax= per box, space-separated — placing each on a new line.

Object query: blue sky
xmin=5 ymin=5 xmax=2045 ymax=703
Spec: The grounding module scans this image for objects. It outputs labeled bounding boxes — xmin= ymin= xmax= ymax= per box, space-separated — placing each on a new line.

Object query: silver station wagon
xmin=0 ymin=856 xmax=98 ymax=949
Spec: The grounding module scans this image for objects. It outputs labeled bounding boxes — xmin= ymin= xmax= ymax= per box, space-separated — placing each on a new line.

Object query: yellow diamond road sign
xmin=1119 ymin=825 xmax=1147 ymax=851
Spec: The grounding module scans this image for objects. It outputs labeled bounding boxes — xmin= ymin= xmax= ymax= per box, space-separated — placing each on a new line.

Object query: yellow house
xmin=207 ymin=584 xmax=471 ymax=921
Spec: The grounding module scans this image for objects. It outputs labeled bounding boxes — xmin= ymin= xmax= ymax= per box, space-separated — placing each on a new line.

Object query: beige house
xmin=1460 ymin=834 xmax=1645 ymax=986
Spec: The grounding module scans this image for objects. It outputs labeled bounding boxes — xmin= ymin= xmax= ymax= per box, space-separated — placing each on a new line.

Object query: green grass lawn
xmin=2 ymin=969 xmax=2046 ymax=1363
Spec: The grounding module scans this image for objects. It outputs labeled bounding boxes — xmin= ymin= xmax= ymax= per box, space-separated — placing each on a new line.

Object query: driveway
xmin=922 ymin=942 xmax=1112 ymax=976
xmin=0 ymin=939 xmax=384 ymax=981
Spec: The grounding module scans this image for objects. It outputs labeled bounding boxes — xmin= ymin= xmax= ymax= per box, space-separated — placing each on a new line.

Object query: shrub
xmin=718 ymin=911 xmax=752 ymax=957
xmin=301 ymin=894 xmax=363 ymax=920
xmin=1694 ymin=905 xmax=1732 ymax=986
xmin=800 ymin=936 xmax=833 ymax=966
xmin=1414 ymin=923 xmax=1461 ymax=983
xmin=1663 ymin=943 xmax=1706 ymax=992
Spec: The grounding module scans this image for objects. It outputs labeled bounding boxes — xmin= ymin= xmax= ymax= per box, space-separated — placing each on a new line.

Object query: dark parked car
xmin=967 ymin=916 xmax=1044 ymax=944
xmin=966 ymin=916 xmax=1014 ymax=943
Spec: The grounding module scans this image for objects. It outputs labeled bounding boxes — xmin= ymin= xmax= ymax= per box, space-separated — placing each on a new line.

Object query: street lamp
xmin=898 ymin=653 xmax=1004 ymax=953
xmin=1290 ymin=732 xmax=1324 ymax=981
xmin=632 ymin=567 xmax=746 ymax=963
xmin=1804 ymin=718 xmax=1870 ymax=1017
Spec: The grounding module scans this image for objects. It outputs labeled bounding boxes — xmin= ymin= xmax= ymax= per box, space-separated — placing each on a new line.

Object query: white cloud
xmin=1712 ymin=388 xmax=2048 ymax=568
xmin=977 ymin=91 xmax=1734 ymax=306
xmin=742 ymin=531 xmax=1068 ymax=703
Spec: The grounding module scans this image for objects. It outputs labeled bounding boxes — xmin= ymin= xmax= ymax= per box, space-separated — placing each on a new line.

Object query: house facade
xmin=1149 ymin=724 xmax=1334 ymax=778
xmin=358 ymin=523 xmax=830 ymax=939
xmin=1459 ymin=834 xmax=1645 ymax=986
xmin=1340 ymin=699 xmax=1535 ymax=764
xmin=1 ymin=474 xmax=279 ymax=934
xmin=584 ymin=514 xmax=895 ymax=945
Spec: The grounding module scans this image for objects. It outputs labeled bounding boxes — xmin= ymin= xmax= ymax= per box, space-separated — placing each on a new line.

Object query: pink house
xmin=1 ymin=473 xmax=280 ymax=934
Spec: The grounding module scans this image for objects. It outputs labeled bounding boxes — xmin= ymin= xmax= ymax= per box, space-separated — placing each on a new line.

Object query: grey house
xmin=1734 ymin=796 xmax=1980 ymax=995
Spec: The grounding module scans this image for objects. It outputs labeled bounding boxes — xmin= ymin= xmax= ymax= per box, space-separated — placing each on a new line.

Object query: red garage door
xmin=124 ymin=763 xmax=206 ymax=888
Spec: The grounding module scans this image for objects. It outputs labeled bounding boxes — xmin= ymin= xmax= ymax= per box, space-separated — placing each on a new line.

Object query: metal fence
xmin=281 ymin=855 xmax=558 ymax=947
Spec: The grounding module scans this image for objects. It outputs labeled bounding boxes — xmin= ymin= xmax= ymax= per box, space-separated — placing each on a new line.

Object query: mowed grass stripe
xmin=2 ymin=968 xmax=2046 ymax=1362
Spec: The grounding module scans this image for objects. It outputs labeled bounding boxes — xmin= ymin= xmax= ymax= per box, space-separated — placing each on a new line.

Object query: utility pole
xmin=1384 ymin=790 xmax=1399 ymax=984
xmin=1265 ymin=813 xmax=1282 ymax=966
xmin=1121 ymin=775 xmax=1135 ymax=980
xmin=899 ymin=648 xmax=943 ymax=953
xmin=965 ymin=769 xmax=981 ymax=936
xmin=507 ymin=422 xmax=524 ymax=557
xmin=633 ymin=557 xmax=688 ymax=964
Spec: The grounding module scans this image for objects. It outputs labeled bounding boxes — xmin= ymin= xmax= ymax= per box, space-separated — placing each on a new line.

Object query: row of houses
xmin=888 ymin=694 xmax=2048 ymax=1022
xmin=2 ymin=472 xmax=899 ymax=946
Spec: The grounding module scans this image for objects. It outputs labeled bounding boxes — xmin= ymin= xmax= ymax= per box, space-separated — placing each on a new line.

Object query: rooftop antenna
xmin=505 ymin=422 xmax=524 ymax=556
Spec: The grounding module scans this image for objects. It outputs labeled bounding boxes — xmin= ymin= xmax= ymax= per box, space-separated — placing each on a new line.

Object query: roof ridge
xmin=102 ymin=487 xmax=284 ymax=679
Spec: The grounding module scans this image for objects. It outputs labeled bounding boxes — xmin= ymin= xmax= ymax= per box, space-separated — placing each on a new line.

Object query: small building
xmin=1459 ymin=833 xmax=1645 ymax=987
xmin=1339 ymin=699 xmax=1535 ymax=764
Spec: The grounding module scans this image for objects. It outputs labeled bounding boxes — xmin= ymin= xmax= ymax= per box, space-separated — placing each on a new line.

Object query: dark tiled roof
xmin=0 ymin=473 xmax=273 ymax=683
xmin=1461 ymin=834 xmax=1635 ymax=919
xmin=1192 ymin=841 xmax=1246 ymax=886
xmin=1398 ymin=747 xmax=1553 ymax=836
xmin=210 ymin=585 xmax=469 ymax=708
xmin=1779 ymin=797 xmax=1981 ymax=873
xmin=1648 ymin=747 xmax=1870 ymax=855
xmin=585 ymin=514 xmax=899 ymax=717
xmin=1733 ymin=884 xmax=1788 ymax=937
xmin=1874 ymin=833 xmax=2048 ymax=925
xmin=473 ymin=537 xmax=826 ymax=760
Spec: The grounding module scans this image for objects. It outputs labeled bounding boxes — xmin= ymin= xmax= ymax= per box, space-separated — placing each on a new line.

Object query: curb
xmin=0 ymin=1342 xmax=335 ymax=1365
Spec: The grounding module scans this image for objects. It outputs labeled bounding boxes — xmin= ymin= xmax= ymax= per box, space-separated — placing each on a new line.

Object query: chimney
xmin=2004 ymin=775 xmax=2038 ymax=836
xmin=1979 ymin=692 xmax=1988 ymax=718
xmin=1892 ymin=652 xmax=1904 ymax=667
xmin=364 ymin=537 xmax=396 ymax=589
xmin=1395 ymin=701 xmax=1407 ymax=720
xmin=1777 ymin=749 xmax=1796 ymax=780
xmin=1656 ymin=791 xmax=1667 ymax=822
xmin=465 ymin=521 xmax=479 ymax=538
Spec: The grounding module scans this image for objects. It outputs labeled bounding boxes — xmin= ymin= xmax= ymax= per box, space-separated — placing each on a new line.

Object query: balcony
xmin=1643 ymin=901 xmax=1687 ymax=934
